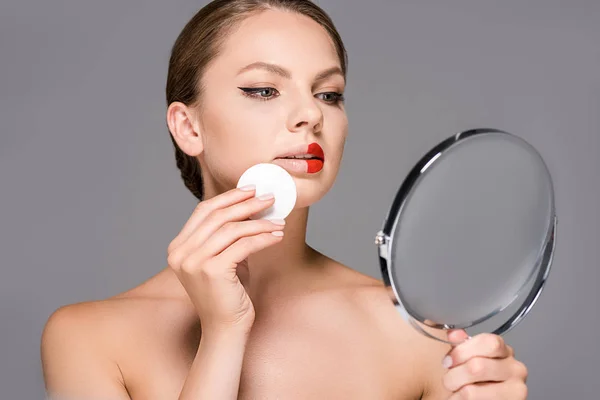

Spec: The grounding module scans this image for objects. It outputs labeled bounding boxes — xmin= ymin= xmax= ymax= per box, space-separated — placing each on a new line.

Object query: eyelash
xmin=238 ymin=87 xmax=345 ymax=105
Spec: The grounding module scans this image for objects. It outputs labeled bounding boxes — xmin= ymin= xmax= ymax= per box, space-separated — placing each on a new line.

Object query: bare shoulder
xmin=347 ymin=270 xmax=452 ymax=354
xmin=41 ymin=298 xmax=131 ymax=399
xmin=41 ymin=270 xmax=195 ymax=399
xmin=328 ymin=263 xmax=453 ymax=399
xmin=41 ymin=271 xmax=197 ymax=364
xmin=42 ymin=269 xmax=191 ymax=348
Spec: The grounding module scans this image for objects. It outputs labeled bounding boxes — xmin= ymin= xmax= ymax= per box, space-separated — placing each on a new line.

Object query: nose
xmin=286 ymin=95 xmax=323 ymax=133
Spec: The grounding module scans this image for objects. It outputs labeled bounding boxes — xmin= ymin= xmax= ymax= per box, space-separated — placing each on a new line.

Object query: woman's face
xmin=191 ymin=9 xmax=347 ymax=208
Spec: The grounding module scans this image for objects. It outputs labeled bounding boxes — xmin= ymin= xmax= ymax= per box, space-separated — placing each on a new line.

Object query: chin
xmin=292 ymin=174 xmax=335 ymax=209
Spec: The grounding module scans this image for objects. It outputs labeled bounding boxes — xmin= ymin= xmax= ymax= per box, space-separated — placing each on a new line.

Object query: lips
xmin=306 ymin=143 xmax=324 ymax=161
xmin=306 ymin=158 xmax=324 ymax=173
xmin=275 ymin=142 xmax=325 ymax=161
xmin=273 ymin=142 xmax=325 ymax=174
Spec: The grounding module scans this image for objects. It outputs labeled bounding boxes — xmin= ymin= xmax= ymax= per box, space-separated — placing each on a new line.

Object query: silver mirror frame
xmin=375 ymin=128 xmax=557 ymax=343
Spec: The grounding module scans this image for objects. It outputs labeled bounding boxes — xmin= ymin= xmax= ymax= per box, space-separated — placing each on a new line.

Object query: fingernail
xmin=258 ymin=193 xmax=274 ymax=200
xmin=442 ymin=355 xmax=453 ymax=369
xmin=271 ymin=231 xmax=284 ymax=237
xmin=239 ymin=184 xmax=256 ymax=191
xmin=271 ymin=219 xmax=286 ymax=225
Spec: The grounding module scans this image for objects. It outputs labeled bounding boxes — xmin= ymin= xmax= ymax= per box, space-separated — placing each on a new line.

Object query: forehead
xmin=213 ymin=9 xmax=341 ymax=77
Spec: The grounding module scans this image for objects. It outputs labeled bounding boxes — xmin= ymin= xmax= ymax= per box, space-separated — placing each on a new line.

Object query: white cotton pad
xmin=236 ymin=163 xmax=297 ymax=220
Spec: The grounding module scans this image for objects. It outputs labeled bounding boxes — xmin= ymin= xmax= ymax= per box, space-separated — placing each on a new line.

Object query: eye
xmin=238 ymin=87 xmax=280 ymax=101
xmin=316 ymin=92 xmax=345 ymax=104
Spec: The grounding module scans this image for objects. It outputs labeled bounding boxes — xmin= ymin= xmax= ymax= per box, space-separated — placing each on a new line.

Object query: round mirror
xmin=376 ymin=128 xmax=556 ymax=343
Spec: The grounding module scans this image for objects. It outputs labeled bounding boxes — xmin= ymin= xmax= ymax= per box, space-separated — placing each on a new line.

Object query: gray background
xmin=1 ymin=0 xmax=598 ymax=398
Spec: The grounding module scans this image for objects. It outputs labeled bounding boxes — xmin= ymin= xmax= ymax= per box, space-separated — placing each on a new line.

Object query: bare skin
xmin=41 ymin=7 xmax=527 ymax=400
xmin=41 ymin=255 xmax=452 ymax=400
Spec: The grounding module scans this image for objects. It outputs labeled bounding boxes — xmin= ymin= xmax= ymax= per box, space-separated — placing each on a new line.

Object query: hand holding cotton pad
xmin=236 ymin=163 xmax=297 ymax=220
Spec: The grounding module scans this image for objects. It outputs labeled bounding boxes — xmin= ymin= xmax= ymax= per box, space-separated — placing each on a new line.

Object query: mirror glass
xmin=377 ymin=129 xmax=556 ymax=342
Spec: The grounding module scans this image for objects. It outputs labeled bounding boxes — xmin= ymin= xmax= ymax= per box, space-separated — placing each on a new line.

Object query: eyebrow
xmin=237 ymin=62 xmax=344 ymax=82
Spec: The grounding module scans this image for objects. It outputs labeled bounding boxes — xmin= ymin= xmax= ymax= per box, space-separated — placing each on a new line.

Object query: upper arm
xmin=41 ymin=304 xmax=131 ymax=400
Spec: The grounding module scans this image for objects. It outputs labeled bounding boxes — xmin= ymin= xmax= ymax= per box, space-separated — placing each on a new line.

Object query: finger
xmin=443 ymin=356 xmax=514 ymax=392
xmin=447 ymin=380 xmax=528 ymax=400
xmin=218 ymin=231 xmax=284 ymax=266
xmin=447 ymin=382 xmax=496 ymax=400
xmin=178 ymin=230 xmax=283 ymax=284
xmin=170 ymin=194 xmax=276 ymax=266
xmin=446 ymin=333 xmax=511 ymax=367
xmin=194 ymin=219 xmax=285 ymax=260
xmin=168 ymin=186 xmax=257 ymax=251
xmin=447 ymin=329 xmax=471 ymax=345
xmin=507 ymin=344 xmax=515 ymax=358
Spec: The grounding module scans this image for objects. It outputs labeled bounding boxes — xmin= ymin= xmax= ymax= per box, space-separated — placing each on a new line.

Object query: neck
xmin=244 ymin=205 xmax=318 ymax=297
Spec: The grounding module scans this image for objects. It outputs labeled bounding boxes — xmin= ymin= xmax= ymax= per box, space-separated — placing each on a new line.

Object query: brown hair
xmin=166 ymin=0 xmax=348 ymax=201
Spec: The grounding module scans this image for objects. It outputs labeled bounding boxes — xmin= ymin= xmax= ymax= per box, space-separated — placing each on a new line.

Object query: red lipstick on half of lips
xmin=306 ymin=143 xmax=325 ymax=173
xmin=273 ymin=142 xmax=325 ymax=174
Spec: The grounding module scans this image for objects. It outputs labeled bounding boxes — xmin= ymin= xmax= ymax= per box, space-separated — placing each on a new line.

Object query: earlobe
xmin=166 ymin=102 xmax=204 ymax=156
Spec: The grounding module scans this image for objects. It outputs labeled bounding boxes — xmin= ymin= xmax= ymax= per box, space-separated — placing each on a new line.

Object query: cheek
xmin=201 ymin=104 xmax=278 ymax=179
xmin=325 ymin=113 xmax=348 ymax=165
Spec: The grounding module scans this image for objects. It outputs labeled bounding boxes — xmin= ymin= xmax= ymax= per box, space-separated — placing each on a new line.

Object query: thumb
xmin=237 ymin=258 xmax=251 ymax=290
xmin=446 ymin=328 xmax=471 ymax=346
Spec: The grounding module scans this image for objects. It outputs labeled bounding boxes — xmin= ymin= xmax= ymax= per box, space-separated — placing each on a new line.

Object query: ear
xmin=166 ymin=101 xmax=204 ymax=156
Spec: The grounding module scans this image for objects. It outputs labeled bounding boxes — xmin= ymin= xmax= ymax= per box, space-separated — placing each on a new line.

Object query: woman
xmin=41 ymin=1 xmax=529 ymax=399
